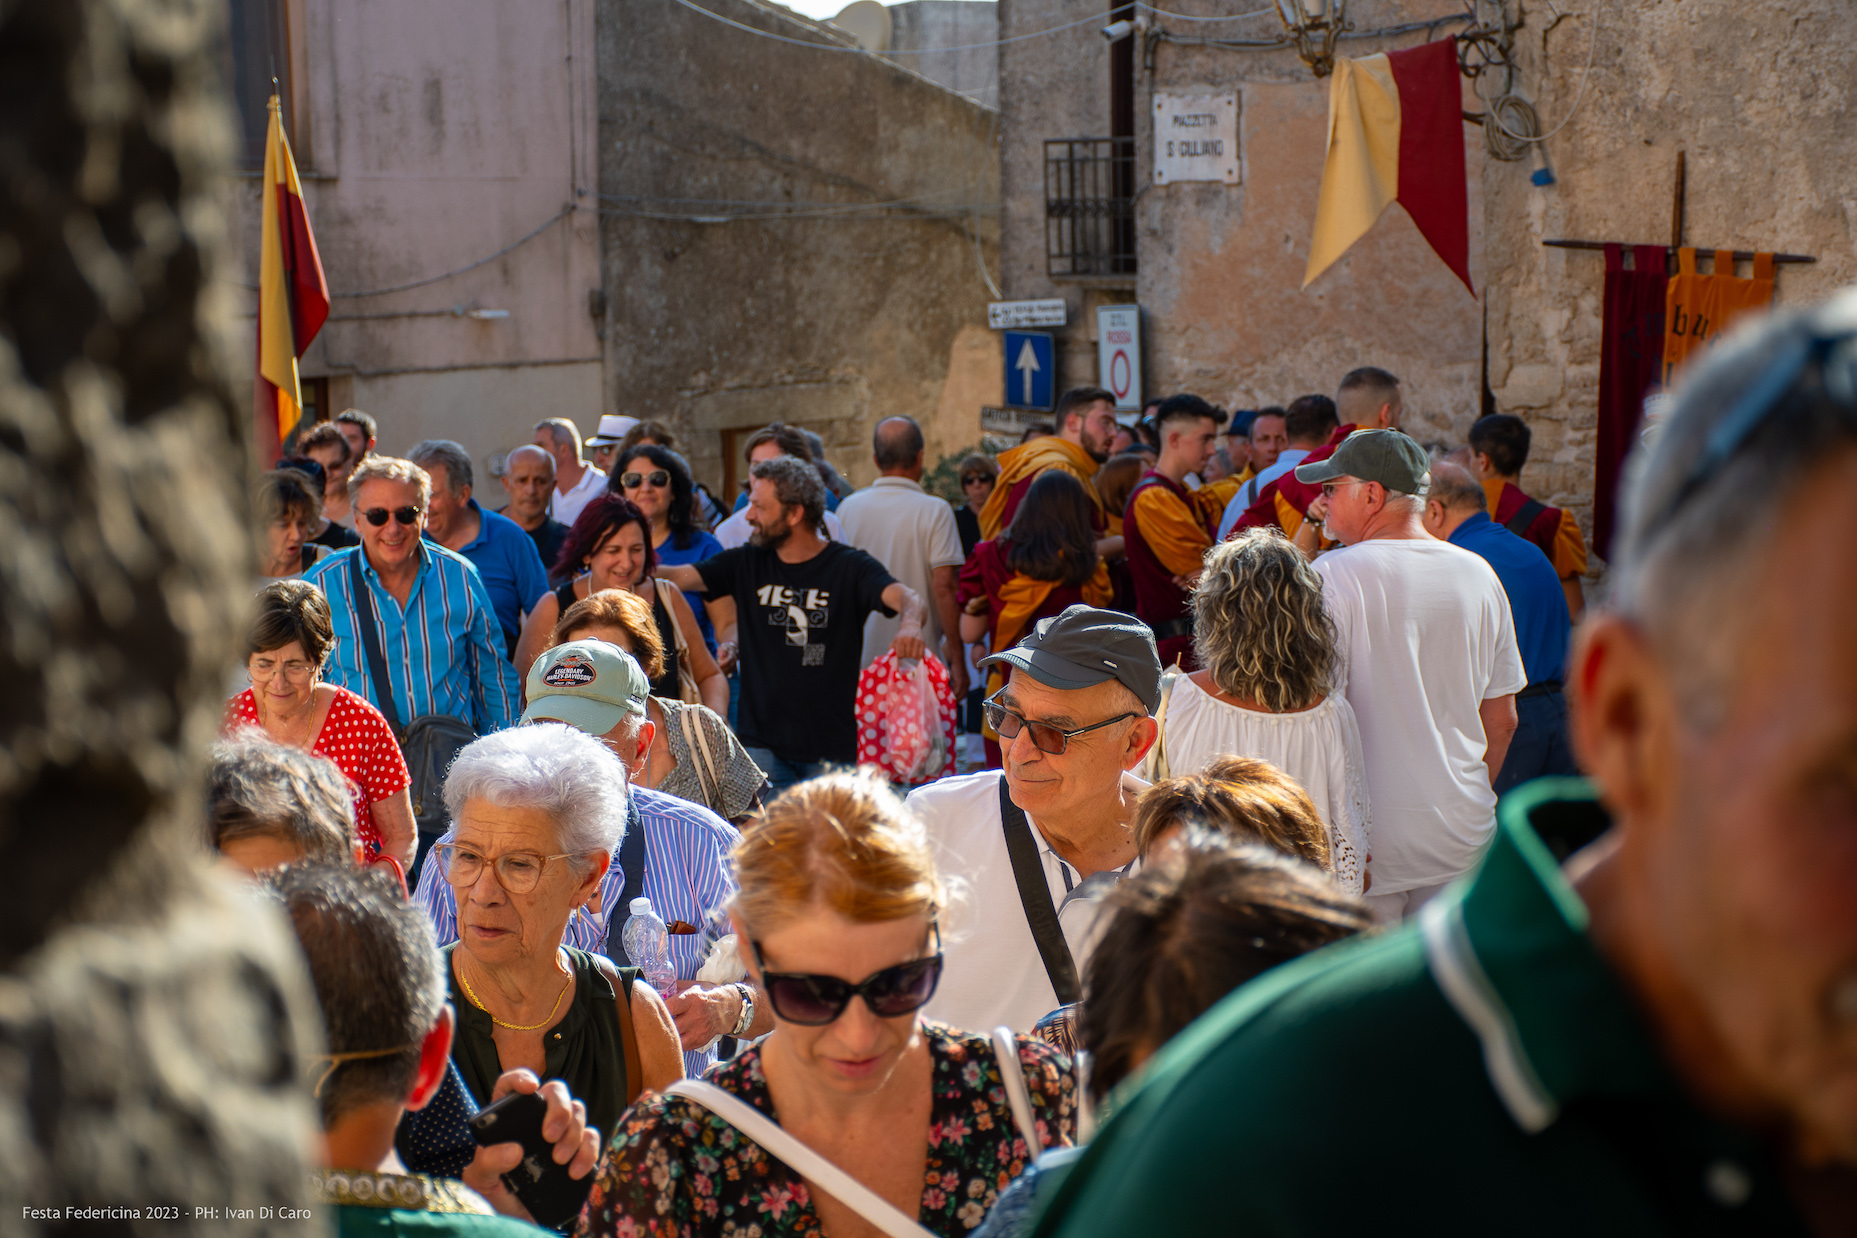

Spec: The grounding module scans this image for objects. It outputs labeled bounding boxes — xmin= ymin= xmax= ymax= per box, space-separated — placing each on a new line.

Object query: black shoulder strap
xmin=348 ymin=550 xmax=403 ymax=734
xmin=998 ymin=775 xmax=1080 ymax=1005
xmin=603 ymin=799 xmax=650 ymax=965
xmin=1504 ymin=497 xmax=1549 ymax=537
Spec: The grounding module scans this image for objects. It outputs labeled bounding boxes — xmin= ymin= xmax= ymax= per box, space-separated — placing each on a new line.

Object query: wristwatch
xmin=728 ymin=982 xmax=756 ymax=1037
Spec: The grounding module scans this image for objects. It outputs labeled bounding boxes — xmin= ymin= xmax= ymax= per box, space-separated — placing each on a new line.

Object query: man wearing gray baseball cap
xmin=905 ymin=605 xmax=1161 ymax=1033
xmin=1293 ymin=429 xmax=1524 ymax=921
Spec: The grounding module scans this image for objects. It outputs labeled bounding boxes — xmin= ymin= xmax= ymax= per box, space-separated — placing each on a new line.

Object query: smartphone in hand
xmin=467 ymin=1090 xmax=594 ymax=1230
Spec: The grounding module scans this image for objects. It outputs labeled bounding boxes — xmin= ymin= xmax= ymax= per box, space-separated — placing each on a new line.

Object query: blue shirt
xmin=1447 ymin=511 xmax=1571 ymax=687
xmin=304 ymin=542 xmax=520 ymax=734
xmin=655 ymin=528 xmax=725 ymax=652
xmin=1218 ymin=448 xmax=1311 ymax=540
xmin=414 ymin=784 xmax=742 ymax=1077
xmin=432 ymin=498 xmax=549 ymax=655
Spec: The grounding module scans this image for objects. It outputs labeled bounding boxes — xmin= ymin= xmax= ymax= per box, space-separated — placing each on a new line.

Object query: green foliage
xmin=923 ymin=443 xmax=993 ymax=506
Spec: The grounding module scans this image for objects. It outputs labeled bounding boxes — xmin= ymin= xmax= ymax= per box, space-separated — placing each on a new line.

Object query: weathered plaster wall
xmin=889 ymin=1 xmax=1000 ymax=109
xmin=599 ymin=0 xmax=1000 ymax=493
xmin=230 ymin=0 xmax=604 ymax=470
xmin=1135 ymin=7 xmax=1485 ymax=445
xmin=1483 ymin=0 xmax=1857 ymax=571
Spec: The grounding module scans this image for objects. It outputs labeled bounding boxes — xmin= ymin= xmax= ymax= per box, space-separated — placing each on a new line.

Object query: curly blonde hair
xmin=1191 ymin=528 xmax=1336 ymax=713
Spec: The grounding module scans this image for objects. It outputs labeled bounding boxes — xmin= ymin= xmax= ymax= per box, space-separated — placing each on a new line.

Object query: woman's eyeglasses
xmin=622 ymin=470 xmax=671 ymax=489
xmin=752 ymin=926 xmax=944 ymax=1025
xmin=984 ymin=691 xmax=1137 ymax=756
xmin=432 ymin=843 xmax=574 ymax=895
xmin=249 ymin=656 xmax=316 ymax=682
xmin=362 ymin=506 xmax=422 ymax=527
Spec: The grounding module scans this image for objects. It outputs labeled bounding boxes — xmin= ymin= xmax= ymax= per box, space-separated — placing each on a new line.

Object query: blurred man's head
xmin=1336 ymin=367 xmax=1402 ymax=431
xmin=872 ymin=416 xmax=926 ymax=479
xmin=207 ymin=736 xmax=355 ymax=873
xmin=1283 ymin=394 xmax=1340 ymax=449
xmin=270 ymin=864 xmax=451 ymax=1139
xmin=1154 ymin=394 xmax=1227 ymax=480
xmin=533 ymin=418 xmax=584 ymax=472
xmin=1419 ymin=460 xmax=1489 ymax=540
xmin=408 ymin=440 xmax=474 ymax=545
xmin=1055 ymin=387 xmax=1119 ymax=463
xmin=1247 ymin=408 xmax=1289 ymax=472
xmin=300 ymin=423 xmax=354 ymax=504
xmin=1468 ymin=412 xmax=1531 ymax=481
xmin=500 ymin=445 xmax=556 ymax=527
xmin=1570 ymin=292 xmax=1857 ymax=1163
xmin=335 ymin=409 xmax=378 ymax=462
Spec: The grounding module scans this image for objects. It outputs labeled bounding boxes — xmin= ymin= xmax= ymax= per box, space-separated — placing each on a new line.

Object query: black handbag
xmin=348 ymin=552 xmax=475 ymax=875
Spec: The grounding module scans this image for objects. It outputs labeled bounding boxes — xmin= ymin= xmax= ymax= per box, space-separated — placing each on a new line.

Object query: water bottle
xmin=621 ymin=897 xmax=676 ymax=995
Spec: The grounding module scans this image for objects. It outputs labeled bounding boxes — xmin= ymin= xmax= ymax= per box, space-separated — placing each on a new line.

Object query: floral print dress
xmin=579 ymin=1022 xmax=1077 ymax=1237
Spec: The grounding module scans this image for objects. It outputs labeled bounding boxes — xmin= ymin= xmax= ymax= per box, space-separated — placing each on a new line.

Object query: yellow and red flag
xmin=255 ymin=93 xmax=330 ymax=462
xmin=1304 ymin=39 xmax=1473 ymax=294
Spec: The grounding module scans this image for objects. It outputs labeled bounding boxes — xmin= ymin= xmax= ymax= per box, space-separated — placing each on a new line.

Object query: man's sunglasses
xmin=362 ymin=506 xmax=421 ymax=527
xmin=984 ymin=691 xmax=1138 ymax=756
xmin=751 ymin=925 xmax=943 ymax=1025
xmin=621 ymin=470 xmax=671 ymax=489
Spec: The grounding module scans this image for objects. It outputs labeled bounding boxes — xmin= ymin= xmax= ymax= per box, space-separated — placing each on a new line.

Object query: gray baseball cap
xmin=978 ymin=605 xmax=1162 ymax=713
xmin=522 ymin=640 xmax=650 ymax=736
xmin=1294 ymin=429 xmax=1430 ymax=494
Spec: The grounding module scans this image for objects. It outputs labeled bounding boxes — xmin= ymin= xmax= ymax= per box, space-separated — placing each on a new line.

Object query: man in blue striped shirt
xmin=303 ymin=456 xmax=520 ymax=735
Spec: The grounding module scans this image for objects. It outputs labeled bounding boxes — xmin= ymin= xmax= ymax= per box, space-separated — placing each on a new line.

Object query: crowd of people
xmin=215 ymin=294 xmax=1857 ymax=1235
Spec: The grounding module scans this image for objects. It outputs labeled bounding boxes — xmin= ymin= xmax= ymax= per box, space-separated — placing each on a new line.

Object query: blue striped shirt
xmin=303 ymin=542 xmax=519 ymax=734
xmin=413 ymin=784 xmax=742 ymax=1077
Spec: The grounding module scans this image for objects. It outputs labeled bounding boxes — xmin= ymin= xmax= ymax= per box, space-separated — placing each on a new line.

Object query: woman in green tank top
xmin=435 ymin=725 xmax=685 ymax=1141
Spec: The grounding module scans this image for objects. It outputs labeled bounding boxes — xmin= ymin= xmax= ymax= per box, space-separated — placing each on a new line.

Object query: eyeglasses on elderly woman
xmin=431 ymin=842 xmax=576 ymax=895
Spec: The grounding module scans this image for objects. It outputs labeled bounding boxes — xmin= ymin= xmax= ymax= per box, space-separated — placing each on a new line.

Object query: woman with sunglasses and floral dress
xmin=614 ymin=444 xmax=727 ymax=659
xmin=583 ymin=769 xmax=1076 ymax=1238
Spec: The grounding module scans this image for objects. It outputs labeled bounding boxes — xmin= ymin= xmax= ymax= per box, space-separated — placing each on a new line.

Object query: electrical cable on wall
xmin=331 ymin=205 xmax=576 ymax=297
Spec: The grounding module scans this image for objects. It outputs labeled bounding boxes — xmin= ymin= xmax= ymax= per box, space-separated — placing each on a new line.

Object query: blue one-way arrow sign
xmin=1002 ymin=330 xmax=1054 ymax=411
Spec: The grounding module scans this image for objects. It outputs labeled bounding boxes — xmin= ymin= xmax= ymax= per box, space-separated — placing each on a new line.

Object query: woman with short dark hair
xmin=223 ymin=580 xmax=416 ymax=869
xmin=958 ymin=470 xmax=1114 ymax=767
xmin=955 ymin=452 xmax=998 ymax=558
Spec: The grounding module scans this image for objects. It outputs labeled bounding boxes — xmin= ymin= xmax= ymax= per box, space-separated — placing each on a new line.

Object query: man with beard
xmin=655 ymin=456 xmax=927 ymax=793
xmin=981 ymin=386 xmax=1122 ymax=557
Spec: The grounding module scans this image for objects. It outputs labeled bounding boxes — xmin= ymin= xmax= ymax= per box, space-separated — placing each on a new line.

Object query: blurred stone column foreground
xmin=0 ymin=0 xmax=326 ymax=1232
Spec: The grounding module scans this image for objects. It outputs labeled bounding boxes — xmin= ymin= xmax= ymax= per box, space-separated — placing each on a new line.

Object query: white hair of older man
xmin=442 ymin=723 xmax=630 ymax=863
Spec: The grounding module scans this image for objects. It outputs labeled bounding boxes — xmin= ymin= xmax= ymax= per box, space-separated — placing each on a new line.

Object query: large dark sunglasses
xmin=621 ymin=470 xmax=671 ymax=489
xmin=984 ymin=691 xmax=1137 ymax=756
xmin=751 ymin=925 xmax=944 ymax=1025
xmin=362 ymin=506 xmax=421 ymax=527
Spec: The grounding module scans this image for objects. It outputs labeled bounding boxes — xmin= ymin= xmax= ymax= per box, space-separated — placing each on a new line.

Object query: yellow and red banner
xmin=1304 ymin=39 xmax=1473 ymax=294
xmin=255 ymin=93 xmax=330 ymax=463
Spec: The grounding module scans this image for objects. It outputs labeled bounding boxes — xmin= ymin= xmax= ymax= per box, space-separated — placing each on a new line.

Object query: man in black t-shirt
xmin=658 ymin=455 xmax=926 ymax=792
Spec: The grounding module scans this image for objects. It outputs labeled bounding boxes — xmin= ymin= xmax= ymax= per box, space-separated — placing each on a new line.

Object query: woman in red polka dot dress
xmin=224 ymin=580 xmax=416 ymax=870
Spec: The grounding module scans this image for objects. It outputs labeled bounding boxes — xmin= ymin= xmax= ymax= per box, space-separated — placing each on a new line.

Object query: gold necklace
xmin=457 ymin=955 xmax=573 ymax=1032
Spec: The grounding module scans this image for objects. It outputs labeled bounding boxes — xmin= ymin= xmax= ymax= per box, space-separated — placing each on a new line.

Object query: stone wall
xmin=887 ymin=1 xmax=1001 ymax=109
xmin=1482 ymin=0 xmax=1857 ymax=574
xmin=598 ymin=0 xmax=1000 ymax=494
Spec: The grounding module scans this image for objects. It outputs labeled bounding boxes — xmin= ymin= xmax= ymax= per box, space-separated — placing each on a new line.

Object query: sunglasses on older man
xmin=362 ymin=506 xmax=422 ymax=527
xmin=984 ymin=691 xmax=1138 ymax=756
xmin=751 ymin=925 xmax=944 ymax=1025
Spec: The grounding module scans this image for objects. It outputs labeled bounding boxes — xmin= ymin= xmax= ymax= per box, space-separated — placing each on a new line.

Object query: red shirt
xmin=224 ymin=686 xmax=410 ymax=854
xmin=959 ymin=540 xmax=1096 ymax=650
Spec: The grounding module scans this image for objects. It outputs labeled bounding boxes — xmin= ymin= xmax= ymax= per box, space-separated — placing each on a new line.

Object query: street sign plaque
xmin=988 ymin=299 xmax=1068 ymax=329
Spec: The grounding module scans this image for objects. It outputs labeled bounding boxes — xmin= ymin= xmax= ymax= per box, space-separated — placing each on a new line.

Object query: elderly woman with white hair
xmin=435 ymin=723 xmax=684 ymax=1142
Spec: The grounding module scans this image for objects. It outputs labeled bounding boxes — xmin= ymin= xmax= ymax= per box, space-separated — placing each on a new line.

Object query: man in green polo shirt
xmin=1031 ymin=296 xmax=1857 ymax=1234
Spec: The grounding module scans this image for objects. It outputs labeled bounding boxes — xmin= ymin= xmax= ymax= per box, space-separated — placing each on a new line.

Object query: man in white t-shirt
xmin=837 ymin=416 xmax=967 ymax=692
xmin=906 ymin=606 xmax=1160 ymax=1033
xmin=1297 ymin=430 xmax=1523 ymax=922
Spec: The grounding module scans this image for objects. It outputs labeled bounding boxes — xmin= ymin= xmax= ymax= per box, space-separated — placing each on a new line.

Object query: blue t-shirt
xmin=1448 ymin=511 xmax=1571 ymax=687
xmin=655 ymin=529 xmax=725 ymax=652
xmin=434 ymin=499 xmax=549 ymax=657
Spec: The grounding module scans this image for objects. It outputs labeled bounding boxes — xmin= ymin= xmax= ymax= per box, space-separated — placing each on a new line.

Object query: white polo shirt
xmin=550 ymin=463 xmax=609 ymax=528
xmin=907 ymin=768 xmax=1147 ymax=1034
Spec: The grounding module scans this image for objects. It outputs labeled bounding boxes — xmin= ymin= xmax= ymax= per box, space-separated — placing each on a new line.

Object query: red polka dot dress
xmin=224 ymin=686 xmax=410 ymax=856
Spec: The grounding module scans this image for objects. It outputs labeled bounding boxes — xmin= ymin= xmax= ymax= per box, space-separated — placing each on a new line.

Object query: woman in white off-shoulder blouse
xmin=1147 ymin=529 xmax=1373 ymax=894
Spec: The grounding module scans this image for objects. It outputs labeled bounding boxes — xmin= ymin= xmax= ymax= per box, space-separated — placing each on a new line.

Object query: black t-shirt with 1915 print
xmin=694 ymin=541 xmax=897 ymax=764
